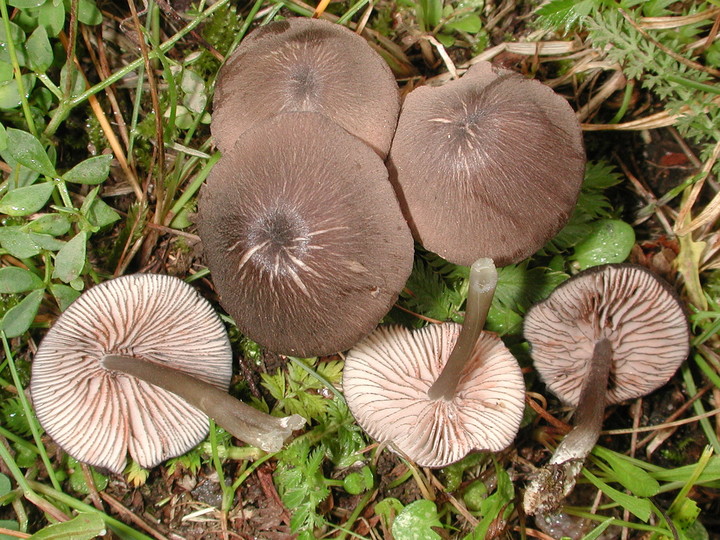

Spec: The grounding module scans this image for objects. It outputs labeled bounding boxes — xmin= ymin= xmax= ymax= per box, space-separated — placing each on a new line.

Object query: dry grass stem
xmin=639 ymin=7 xmax=720 ymax=30
xmin=675 ymin=139 xmax=720 ymax=235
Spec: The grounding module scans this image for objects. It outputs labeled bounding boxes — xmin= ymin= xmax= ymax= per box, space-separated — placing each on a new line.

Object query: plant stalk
xmin=427 ymin=258 xmax=497 ymax=401
xmin=102 ymin=355 xmax=305 ymax=452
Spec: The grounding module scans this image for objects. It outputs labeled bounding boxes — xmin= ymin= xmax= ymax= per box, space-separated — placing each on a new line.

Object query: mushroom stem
xmin=550 ymin=337 xmax=613 ymax=466
xmin=427 ymin=258 xmax=497 ymax=401
xmin=523 ymin=338 xmax=613 ymax=516
xmin=102 ymin=355 xmax=305 ymax=453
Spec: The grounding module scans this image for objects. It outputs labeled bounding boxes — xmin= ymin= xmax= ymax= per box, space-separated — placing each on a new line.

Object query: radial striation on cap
xmin=343 ymin=323 xmax=525 ymax=468
xmin=524 ymin=263 xmax=690 ymax=406
xmin=212 ymin=17 xmax=400 ymax=158
xmin=198 ymin=112 xmax=414 ymax=357
xmin=31 ymin=274 xmax=233 ymax=474
xmin=387 ymin=61 xmax=585 ymax=266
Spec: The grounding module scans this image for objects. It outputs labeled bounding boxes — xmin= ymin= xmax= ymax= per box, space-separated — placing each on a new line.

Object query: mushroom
xmin=31 ymin=274 xmax=305 ymax=474
xmin=212 ymin=17 xmax=400 ymax=158
xmin=343 ymin=258 xmax=526 ymax=467
xmin=198 ymin=111 xmax=414 ymax=357
xmin=522 ymin=263 xmax=690 ymax=515
xmin=387 ymin=61 xmax=585 ymax=266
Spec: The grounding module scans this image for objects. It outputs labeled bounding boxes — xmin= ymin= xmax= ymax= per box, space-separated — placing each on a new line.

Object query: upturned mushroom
xmin=343 ymin=258 xmax=526 ymax=467
xmin=522 ymin=263 xmax=690 ymax=515
xmin=212 ymin=17 xmax=400 ymax=158
xmin=198 ymin=112 xmax=414 ymax=357
xmin=31 ymin=274 xmax=304 ymax=474
xmin=387 ymin=61 xmax=585 ymax=266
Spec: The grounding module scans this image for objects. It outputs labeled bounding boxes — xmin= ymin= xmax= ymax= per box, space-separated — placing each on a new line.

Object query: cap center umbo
xmin=285 ymin=64 xmax=321 ymax=110
xmin=245 ymin=206 xmax=311 ymax=277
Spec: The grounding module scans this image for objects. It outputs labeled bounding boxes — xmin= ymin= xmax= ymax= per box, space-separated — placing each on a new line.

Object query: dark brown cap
xmin=212 ymin=17 xmax=400 ymax=158
xmin=387 ymin=61 xmax=585 ymax=266
xmin=31 ymin=274 xmax=232 ymax=474
xmin=524 ymin=263 xmax=690 ymax=405
xmin=343 ymin=323 xmax=525 ymax=467
xmin=198 ymin=112 xmax=414 ymax=357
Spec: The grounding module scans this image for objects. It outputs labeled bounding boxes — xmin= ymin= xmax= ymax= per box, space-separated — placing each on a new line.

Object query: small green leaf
xmin=469 ymin=462 xmax=515 ymax=539
xmin=0 ymin=227 xmax=42 ymax=258
xmin=9 ymin=0 xmax=47 ymax=7
xmin=583 ymin=469 xmax=651 ymax=522
xmin=50 ymin=282 xmax=81 ymax=311
xmin=0 ymin=267 xmax=44 ymax=293
xmin=572 ymin=219 xmax=635 ymax=270
xmin=1 ymin=289 xmax=43 ymax=338
xmin=375 ymin=497 xmax=404 ymax=534
xmin=417 ymin=0 xmax=443 ymax=30
xmin=343 ymin=466 xmax=374 ymax=495
xmin=0 ymin=22 xmax=27 ymax=66
xmin=593 ymin=447 xmax=660 ymax=497
xmin=671 ymin=497 xmax=701 ymax=529
xmin=52 ymin=231 xmax=87 ymax=283
xmin=0 ymin=520 xmax=20 ymax=540
xmin=0 ymin=182 xmax=55 ymax=216
xmin=26 ymin=26 xmax=54 ymax=73
xmin=76 ymin=0 xmax=102 ymax=25
xmin=26 ymin=213 xmax=72 ymax=236
xmin=0 ymin=62 xmax=12 ymax=81
xmin=536 ymin=0 xmax=594 ymax=32
xmin=462 ymin=480 xmax=488 ymax=512
xmin=583 ymin=518 xmax=615 ymax=540
xmin=0 ymin=74 xmax=36 ymax=110
xmin=28 ymin=512 xmax=106 ymax=539
xmin=62 ymin=154 xmax=112 ymax=184
xmin=85 ymin=197 xmax=121 ymax=229
xmin=445 ymin=14 xmax=482 ymax=33
xmin=38 ymin=0 xmax=65 ymax=36
xmin=436 ymin=33 xmax=456 ymax=48
xmin=0 ymin=473 xmax=11 ymax=496
xmin=67 ymin=458 xmax=109 ymax=495
xmin=29 ymin=233 xmax=65 ymax=252
xmin=180 ymin=69 xmax=207 ymax=113
xmin=392 ymin=500 xmax=443 ymax=540
xmin=0 ymin=123 xmax=6 ymax=150
xmin=59 ymin=64 xmax=85 ymax=98
xmin=6 ymin=129 xmax=57 ymax=177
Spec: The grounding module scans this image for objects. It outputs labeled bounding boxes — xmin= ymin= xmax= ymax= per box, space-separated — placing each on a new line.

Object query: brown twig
xmin=57 ymin=32 xmax=143 ymax=201
xmin=83 ymin=25 xmax=132 ymax=151
xmin=99 ymin=491 xmax=170 ymax=540
xmin=526 ymin=393 xmax=571 ymax=432
xmin=0 ymin=528 xmax=30 ymax=539
xmin=674 ymin=139 xmax=720 ymax=235
xmin=127 ymin=0 xmax=165 ymax=219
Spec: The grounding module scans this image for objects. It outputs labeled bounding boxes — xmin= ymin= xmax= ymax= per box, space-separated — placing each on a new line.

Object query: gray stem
xmin=102 ymin=355 xmax=305 ymax=453
xmin=523 ymin=338 xmax=614 ymax=516
xmin=550 ymin=338 xmax=613 ymax=465
xmin=427 ymin=258 xmax=497 ymax=401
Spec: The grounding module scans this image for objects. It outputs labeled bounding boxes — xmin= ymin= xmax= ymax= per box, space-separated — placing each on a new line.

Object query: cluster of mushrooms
xmin=29 ymin=16 xmax=691 ymax=522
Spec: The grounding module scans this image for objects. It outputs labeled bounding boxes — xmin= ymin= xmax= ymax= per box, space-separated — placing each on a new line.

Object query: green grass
xmin=1 ymin=0 xmax=719 ymax=538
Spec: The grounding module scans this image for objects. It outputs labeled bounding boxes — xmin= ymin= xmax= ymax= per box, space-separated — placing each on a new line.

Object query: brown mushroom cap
xmin=524 ymin=263 xmax=690 ymax=405
xmin=212 ymin=17 xmax=400 ymax=158
xmin=198 ymin=112 xmax=414 ymax=357
xmin=387 ymin=61 xmax=585 ymax=266
xmin=30 ymin=274 xmax=232 ymax=474
xmin=343 ymin=323 xmax=525 ymax=468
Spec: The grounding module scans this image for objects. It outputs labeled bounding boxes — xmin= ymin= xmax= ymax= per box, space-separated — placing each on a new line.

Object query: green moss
xmin=201 ymin=2 xmax=243 ymax=56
